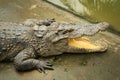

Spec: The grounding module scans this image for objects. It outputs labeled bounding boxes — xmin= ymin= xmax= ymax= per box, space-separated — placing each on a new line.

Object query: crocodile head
xmin=34 ymin=22 xmax=109 ymax=56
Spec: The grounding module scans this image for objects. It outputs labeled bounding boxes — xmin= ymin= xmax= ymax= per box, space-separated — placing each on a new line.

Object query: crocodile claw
xmin=36 ymin=61 xmax=53 ymax=73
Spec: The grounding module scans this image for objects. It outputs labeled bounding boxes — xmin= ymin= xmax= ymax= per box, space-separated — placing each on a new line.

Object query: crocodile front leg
xmin=14 ymin=47 xmax=53 ymax=73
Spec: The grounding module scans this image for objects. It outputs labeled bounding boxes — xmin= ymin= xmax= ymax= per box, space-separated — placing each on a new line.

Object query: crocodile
xmin=0 ymin=18 xmax=109 ymax=73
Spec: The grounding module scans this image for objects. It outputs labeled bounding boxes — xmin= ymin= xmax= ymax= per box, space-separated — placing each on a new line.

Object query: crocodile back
xmin=0 ymin=22 xmax=31 ymax=61
xmin=0 ymin=22 xmax=31 ymax=39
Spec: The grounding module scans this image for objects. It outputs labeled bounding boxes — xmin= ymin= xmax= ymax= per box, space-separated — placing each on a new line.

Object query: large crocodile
xmin=0 ymin=18 xmax=109 ymax=73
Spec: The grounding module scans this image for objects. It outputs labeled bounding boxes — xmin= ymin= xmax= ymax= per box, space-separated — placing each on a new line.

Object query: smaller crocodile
xmin=0 ymin=18 xmax=109 ymax=73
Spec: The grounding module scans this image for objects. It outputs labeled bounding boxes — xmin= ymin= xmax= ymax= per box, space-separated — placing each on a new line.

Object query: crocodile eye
xmin=58 ymin=29 xmax=73 ymax=35
xmin=62 ymin=30 xmax=68 ymax=34
xmin=67 ymin=29 xmax=74 ymax=32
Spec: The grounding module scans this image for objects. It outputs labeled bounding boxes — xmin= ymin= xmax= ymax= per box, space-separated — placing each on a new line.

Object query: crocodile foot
xmin=36 ymin=61 xmax=53 ymax=73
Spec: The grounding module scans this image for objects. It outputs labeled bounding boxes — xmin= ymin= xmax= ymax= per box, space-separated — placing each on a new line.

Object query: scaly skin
xmin=0 ymin=18 xmax=109 ymax=73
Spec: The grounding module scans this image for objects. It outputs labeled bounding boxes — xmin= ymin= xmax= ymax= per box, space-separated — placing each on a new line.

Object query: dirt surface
xmin=0 ymin=0 xmax=87 ymax=23
xmin=0 ymin=0 xmax=120 ymax=80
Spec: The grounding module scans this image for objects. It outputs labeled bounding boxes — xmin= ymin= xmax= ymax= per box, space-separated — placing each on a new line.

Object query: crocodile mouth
xmin=68 ymin=36 xmax=107 ymax=52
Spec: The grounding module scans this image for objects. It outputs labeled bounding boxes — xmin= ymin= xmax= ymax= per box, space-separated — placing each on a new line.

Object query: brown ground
xmin=0 ymin=0 xmax=120 ymax=80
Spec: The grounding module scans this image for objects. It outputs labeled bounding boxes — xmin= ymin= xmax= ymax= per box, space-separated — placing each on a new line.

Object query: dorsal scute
xmin=33 ymin=25 xmax=48 ymax=31
xmin=33 ymin=25 xmax=48 ymax=38
xmin=0 ymin=22 xmax=30 ymax=39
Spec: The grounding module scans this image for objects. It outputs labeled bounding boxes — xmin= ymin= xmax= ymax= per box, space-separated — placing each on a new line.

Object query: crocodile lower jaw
xmin=68 ymin=36 xmax=107 ymax=52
